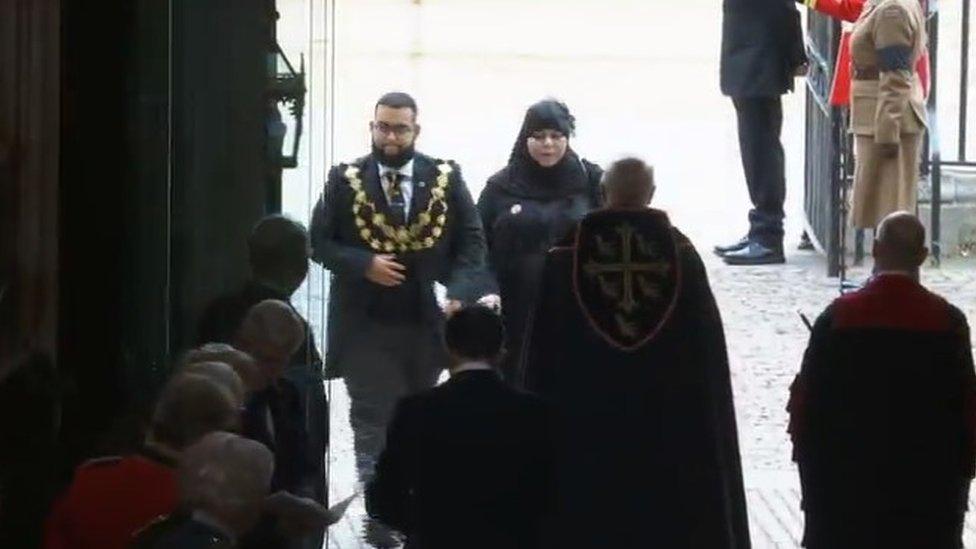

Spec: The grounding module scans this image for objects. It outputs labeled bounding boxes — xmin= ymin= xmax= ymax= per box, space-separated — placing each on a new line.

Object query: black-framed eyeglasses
xmin=528 ymin=130 xmax=566 ymax=143
xmin=373 ymin=121 xmax=415 ymax=137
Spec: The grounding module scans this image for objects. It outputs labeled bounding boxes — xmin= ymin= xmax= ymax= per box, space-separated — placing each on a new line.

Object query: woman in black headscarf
xmin=477 ymin=99 xmax=603 ymax=382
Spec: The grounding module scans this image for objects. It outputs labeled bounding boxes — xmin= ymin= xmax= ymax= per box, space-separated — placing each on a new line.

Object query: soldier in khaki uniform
xmin=849 ymin=0 xmax=928 ymax=229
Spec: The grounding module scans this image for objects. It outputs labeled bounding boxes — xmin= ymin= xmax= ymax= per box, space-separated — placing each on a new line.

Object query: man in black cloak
xmin=788 ymin=212 xmax=975 ymax=548
xmin=521 ymin=158 xmax=750 ymax=548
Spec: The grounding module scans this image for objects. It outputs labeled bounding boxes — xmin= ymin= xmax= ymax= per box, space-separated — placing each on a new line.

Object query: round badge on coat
xmin=510 ymin=204 xmax=522 ymax=215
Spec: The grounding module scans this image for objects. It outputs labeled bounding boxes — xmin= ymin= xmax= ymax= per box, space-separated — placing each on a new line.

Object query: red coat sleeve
xmin=41 ymin=495 xmax=70 ymax=549
xmin=808 ymin=0 xmax=865 ymax=22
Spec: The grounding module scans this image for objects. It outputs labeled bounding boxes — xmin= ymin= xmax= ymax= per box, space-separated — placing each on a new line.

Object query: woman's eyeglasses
xmin=528 ymin=131 xmax=566 ymax=143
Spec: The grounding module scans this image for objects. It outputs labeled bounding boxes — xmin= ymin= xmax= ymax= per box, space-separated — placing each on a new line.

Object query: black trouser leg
xmin=343 ymin=324 xmax=444 ymax=485
xmin=733 ymin=96 xmax=786 ymax=249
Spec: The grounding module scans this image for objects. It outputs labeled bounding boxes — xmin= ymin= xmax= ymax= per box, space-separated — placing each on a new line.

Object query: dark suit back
xmin=721 ymin=0 xmax=806 ymax=97
xmin=366 ymin=370 xmax=553 ymax=549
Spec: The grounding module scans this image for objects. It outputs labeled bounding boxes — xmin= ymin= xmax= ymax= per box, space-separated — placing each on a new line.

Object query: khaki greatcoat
xmin=849 ymin=0 xmax=927 ymax=229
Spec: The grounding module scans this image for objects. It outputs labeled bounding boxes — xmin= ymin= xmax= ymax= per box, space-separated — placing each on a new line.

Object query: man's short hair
xmin=180 ymin=343 xmax=254 ymax=373
xmin=151 ymin=374 xmax=239 ymax=450
xmin=179 ymin=432 xmax=274 ymax=514
xmin=180 ymin=343 xmax=256 ymax=397
xmin=179 ymin=361 xmax=246 ymax=407
xmin=236 ymin=300 xmax=304 ymax=359
xmin=375 ymin=92 xmax=418 ymax=117
xmin=444 ymin=305 xmax=505 ymax=361
xmin=602 ymin=157 xmax=655 ymax=204
xmin=248 ymin=215 xmax=309 ymax=277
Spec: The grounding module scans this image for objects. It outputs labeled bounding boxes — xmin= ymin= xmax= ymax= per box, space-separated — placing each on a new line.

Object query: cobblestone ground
xmin=272 ymin=2 xmax=976 ymax=546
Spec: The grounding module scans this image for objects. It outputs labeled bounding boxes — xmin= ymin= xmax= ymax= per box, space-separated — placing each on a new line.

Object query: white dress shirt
xmin=451 ymin=360 xmax=495 ymax=375
xmin=192 ymin=509 xmax=236 ymax=544
xmin=377 ymin=159 xmax=414 ymax=219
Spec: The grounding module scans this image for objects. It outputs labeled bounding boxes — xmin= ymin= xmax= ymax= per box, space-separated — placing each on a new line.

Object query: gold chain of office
xmin=345 ymin=162 xmax=452 ymax=253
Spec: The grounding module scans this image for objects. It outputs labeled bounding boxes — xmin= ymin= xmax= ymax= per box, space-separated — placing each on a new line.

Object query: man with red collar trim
xmin=789 ymin=212 xmax=975 ymax=548
xmin=522 ymin=158 xmax=750 ymax=548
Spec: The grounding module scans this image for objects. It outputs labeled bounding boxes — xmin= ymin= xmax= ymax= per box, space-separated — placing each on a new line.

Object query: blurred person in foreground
xmin=233 ymin=299 xmax=327 ymax=549
xmin=131 ymin=432 xmax=274 ymax=549
xmin=43 ymin=372 xmax=240 ymax=549
xmin=367 ymin=305 xmax=553 ymax=548
xmin=0 ymin=351 xmax=60 ymax=548
xmin=196 ymin=214 xmax=328 ymax=544
xmin=179 ymin=343 xmax=260 ymax=401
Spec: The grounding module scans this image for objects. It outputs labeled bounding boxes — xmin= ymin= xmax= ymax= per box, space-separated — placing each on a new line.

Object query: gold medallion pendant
xmin=345 ymin=163 xmax=452 ymax=253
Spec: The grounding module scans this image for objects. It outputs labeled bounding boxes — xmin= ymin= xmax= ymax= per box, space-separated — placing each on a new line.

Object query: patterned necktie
xmin=384 ymin=170 xmax=406 ymax=226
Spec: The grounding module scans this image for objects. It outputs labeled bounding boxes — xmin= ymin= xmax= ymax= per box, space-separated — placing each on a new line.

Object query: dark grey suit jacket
xmin=721 ymin=0 xmax=807 ymax=98
xmin=310 ymin=152 xmax=493 ymax=378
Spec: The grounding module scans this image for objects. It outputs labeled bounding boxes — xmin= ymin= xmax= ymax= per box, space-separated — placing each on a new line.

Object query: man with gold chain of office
xmin=521 ymin=158 xmax=750 ymax=548
xmin=310 ymin=92 xmax=497 ymax=547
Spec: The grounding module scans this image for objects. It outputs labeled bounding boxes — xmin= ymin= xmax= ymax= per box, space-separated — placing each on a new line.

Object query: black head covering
xmin=503 ymin=99 xmax=588 ymax=200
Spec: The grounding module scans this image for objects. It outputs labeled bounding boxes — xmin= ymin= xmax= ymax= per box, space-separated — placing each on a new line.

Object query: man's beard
xmin=372 ymin=142 xmax=415 ymax=168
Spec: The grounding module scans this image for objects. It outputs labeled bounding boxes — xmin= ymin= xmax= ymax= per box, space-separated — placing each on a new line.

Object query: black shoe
xmin=722 ymin=242 xmax=785 ymax=265
xmin=798 ymin=231 xmax=815 ymax=251
xmin=713 ymin=236 xmax=750 ymax=257
xmin=363 ymin=519 xmax=401 ymax=548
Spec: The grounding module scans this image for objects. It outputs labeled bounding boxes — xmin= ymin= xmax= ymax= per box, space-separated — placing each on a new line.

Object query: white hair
xmin=236 ymin=300 xmax=304 ymax=357
xmin=179 ymin=432 xmax=274 ymax=514
xmin=151 ymin=374 xmax=239 ymax=450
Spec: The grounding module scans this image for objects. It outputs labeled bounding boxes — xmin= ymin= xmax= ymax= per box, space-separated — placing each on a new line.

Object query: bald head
xmin=179 ymin=432 xmax=274 ymax=535
xmin=873 ymin=211 xmax=928 ymax=273
xmin=151 ymin=374 xmax=240 ymax=451
xmin=602 ymin=157 xmax=656 ymax=209
xmin=235 ymin=300 xmax=304 ymax=387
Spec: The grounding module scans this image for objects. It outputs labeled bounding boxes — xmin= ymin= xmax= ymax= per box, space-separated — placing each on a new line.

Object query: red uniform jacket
xmin=43 ymin=451 xmax=179 ymax=549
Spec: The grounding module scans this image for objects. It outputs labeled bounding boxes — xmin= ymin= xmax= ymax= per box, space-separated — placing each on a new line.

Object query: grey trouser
xmin=343 ymin=322 xmax=447 ymax=484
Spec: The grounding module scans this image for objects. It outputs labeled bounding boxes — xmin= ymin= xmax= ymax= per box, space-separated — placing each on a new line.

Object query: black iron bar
xmin=933 ymin=160 xmax=976 ymax=166
xmin=961 ymin=0 xmax=971 ymax=161
xmin=929 ymin=9 xmax=942 ymax=265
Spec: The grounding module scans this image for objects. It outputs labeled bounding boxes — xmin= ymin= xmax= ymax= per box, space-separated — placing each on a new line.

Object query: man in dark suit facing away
xmin=366 ymin=305 xmax=553 ymax=549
